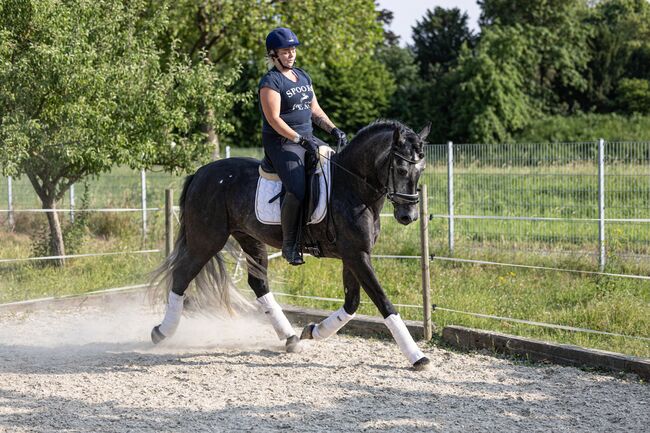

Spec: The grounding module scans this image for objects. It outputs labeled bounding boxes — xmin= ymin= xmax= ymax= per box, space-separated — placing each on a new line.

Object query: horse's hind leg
xmin=151 ymin=227 xmax=228 ymax=344
xmin=300 ymin=264 xmax=358 ymax=341
xmin=232 ymin=232 xmax=301 ymax=353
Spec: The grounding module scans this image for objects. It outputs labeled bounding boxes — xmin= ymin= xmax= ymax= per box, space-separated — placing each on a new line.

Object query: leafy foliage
xmin=451 ymin=26 xmax=539 ymax=143
xmin=377 ymin=0 xmax=650 ymax=143
xmin=0 ymin=0 xmax=245 ymax=262
xmin=411 ymin=6 xmax=476 ymax=78
xmin=164 ymin=0 xmax=391 ymax=146
xmin=513 ymin=113 xmax=650 ymax=142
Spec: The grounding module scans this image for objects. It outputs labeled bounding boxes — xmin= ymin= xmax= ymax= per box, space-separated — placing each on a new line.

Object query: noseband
xmin=385 ymin=148 xmax=422 ymax=206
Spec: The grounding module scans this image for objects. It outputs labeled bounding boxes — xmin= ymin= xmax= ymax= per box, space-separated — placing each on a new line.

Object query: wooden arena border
xmin=442 ymin=325 xmax=650 ymax=381
xmin=1 ymin=287 xmax=648 ymax=380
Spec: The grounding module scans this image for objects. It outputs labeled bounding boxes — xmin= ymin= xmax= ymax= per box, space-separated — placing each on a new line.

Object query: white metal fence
xmin=1 ymin=142 xmax=649 ymax=276
xmin=424 ymin=140 xmax=650 ymax=276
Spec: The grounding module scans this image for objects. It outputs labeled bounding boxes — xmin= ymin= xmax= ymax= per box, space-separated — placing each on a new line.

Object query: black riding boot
xmin=281 ymin=193 xmax=305 ymax=265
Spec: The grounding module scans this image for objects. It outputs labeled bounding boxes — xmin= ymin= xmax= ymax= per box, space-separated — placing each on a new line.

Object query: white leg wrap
xmin=384 ymin=314 xmax=425 ymax=364
xmin=256 ymin=293 xmax=295 ymax=340
xmin=158 ymin=291 xmax=184 ymax=337
xmin=312 ymin=307 xmax=355 ymax=341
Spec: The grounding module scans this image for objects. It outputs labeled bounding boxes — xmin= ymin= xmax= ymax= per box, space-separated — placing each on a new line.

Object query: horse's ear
xmin=418 ymin=123 xmax=431 ymax=141
xmin=393 ymin=126 xmax=401 ymax=146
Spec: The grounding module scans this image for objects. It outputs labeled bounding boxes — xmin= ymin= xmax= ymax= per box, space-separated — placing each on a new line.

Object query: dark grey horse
xmin=150 ymin=120 xmax=431 ymax=370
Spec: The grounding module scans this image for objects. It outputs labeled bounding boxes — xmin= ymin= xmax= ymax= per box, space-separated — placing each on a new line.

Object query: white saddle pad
xmin=255 ymin=155 xmax=332 ymax=226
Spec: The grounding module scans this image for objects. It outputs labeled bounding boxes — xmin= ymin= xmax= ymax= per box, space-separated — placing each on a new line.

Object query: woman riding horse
xmin=259 ymin=27 xmax=348 ymax=266
xmin=150 ymin=31 xmax=431 ymax=370
xmin=150 ymin=118 xmax=431 ymax=369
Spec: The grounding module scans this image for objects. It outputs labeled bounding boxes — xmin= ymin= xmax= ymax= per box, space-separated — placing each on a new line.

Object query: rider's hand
xmin=298 ymin=135 xmax=319 ymax=154
xmin=331 ymin=127 xmax=348 ymax=148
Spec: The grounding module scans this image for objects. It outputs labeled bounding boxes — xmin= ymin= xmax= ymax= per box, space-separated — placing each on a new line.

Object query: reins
xmin=317 ymin=142 xmax=422 ymax=207
xmin=305 ymin=125 xmax=424 ymax=246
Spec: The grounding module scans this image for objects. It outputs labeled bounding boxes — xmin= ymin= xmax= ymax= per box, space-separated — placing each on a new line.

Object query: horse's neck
xmin=338 ymin=132 xmax=390 ymax=182
xmin=335 ymin=131 xmax=391 ymax=204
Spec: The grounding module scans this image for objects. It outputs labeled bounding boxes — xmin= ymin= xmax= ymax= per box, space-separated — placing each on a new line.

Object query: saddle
xmin=255 ymin=146 xmax=334 ymax=257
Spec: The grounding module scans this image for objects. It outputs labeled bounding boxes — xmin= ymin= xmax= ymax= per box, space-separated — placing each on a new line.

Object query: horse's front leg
xmin=300 ymin=264 xmax=359 ymax=340
xmin=346 ymin=252 xmax=431 ymax=371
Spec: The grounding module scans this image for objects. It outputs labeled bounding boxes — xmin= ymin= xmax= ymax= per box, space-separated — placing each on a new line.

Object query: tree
xmin=0 ymin=0 xmax=244 ymax=265
xmin=316 ymin=56 xmax=395 ymax=134
xmin=451 ymin=26 xmax=539 ymax=143
xmin=478 ymin=0 xmax=592 ymax=113
xmin=165 ymin=0 xmax=393 ymax=145
xmin=163 ymin=0 xmax=269 ymax=154
xmin=586 ymin=0 xmax=650 ymax=111
xmin=411 ymin=7 xmax=476 ymax=78
xmin=617 ymin=78 xmax=650 ymax=114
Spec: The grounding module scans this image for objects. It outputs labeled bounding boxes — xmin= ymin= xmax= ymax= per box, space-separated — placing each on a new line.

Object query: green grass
xmin=267 ymin=256 xmax=650 ymax=358
xmin=1 ymin=151 xmax=649 ymax=359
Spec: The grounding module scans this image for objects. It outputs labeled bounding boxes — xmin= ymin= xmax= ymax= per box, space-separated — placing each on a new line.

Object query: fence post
xmin=141 ymin=169 xmax=147 ymax=241
xmin=226 ymin=145 xmax=231 ymax=158
xmin=419 ymin=184 xmax=432 ymax=341
xmin=598 ymin=138 xmax=606 ymax=272
xmin=447 ymin=141 xmax=455 ymax=255
xmin=165 ymin=189 xmax=174 ymax=257
xmin=69 ymin=184 xmax=75 ymax=223
xmin=7 ymin=176 xmax=14 ymax=231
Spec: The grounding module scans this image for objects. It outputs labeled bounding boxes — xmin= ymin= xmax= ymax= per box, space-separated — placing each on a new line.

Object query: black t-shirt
xmin=258 ymin=67 xmax=314 ymax=137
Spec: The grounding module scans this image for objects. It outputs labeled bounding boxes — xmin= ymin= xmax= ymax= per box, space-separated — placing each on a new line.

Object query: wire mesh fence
xmin=1 ymin=142 xmax=648 ymax=357
xmin=1 ymin=141 xmax=649 ymax=276
xmin=424 ymin=140 xmax=650 ymax=275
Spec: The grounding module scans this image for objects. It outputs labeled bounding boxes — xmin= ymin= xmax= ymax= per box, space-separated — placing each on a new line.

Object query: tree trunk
xmin=211 ymin=131 xmax=220 ymax=161
xmin=43 ymin=196 xmax=65 ymax=267
xmin=202 ymin=109 xmax=220 ymax=160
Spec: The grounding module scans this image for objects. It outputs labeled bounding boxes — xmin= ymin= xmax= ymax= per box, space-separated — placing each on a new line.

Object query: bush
xmin=513 ymin=113 xmax=650 ymax=142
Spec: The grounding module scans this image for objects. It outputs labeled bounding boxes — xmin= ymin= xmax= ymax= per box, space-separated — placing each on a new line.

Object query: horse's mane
xmin=342 ymin=119 xmax=420 ymax=155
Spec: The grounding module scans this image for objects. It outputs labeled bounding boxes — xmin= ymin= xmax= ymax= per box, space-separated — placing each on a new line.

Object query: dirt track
xmin=0 ymin=301 xmax=647 ymax=433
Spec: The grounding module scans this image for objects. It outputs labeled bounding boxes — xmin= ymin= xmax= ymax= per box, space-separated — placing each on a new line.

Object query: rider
xmin=259 ymin=27 xmax=347 ymax=265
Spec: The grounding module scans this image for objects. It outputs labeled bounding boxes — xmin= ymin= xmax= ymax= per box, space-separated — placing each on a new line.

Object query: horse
xmin=150 ymin=120 xmax=432 ymax=370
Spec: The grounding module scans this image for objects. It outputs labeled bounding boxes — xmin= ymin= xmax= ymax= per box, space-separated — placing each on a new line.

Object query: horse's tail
xmin=187 ymin=238 xmax=253 ymax=316
xmin=148 ymin=174 xmax=252 ymax=316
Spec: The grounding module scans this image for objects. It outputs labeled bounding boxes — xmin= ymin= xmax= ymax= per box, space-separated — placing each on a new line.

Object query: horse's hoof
xmin=413 ymin=356 xmax=432 ymax=371
xmin=151 ymin=325 xmax=166 ymax=345
xmin=285 ymin=335 xmax=302 ymax=353
xmin=300 ymin=323 xmax=316 ymax=340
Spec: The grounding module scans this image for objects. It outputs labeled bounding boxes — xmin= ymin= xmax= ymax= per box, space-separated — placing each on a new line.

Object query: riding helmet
xmin=266 ymin=27 xmax=300 ymax=52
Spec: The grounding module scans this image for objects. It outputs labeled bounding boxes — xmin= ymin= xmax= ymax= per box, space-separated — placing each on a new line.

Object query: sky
xmin=376 ymin=0 xmax=481 ymax=46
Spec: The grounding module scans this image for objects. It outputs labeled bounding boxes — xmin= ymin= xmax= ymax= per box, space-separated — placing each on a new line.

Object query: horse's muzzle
xmin=394 ymin=206 xmax=418 ymax=225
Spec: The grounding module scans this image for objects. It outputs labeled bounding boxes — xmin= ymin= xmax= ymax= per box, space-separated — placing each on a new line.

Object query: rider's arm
xmin=310 ymin=94 xmax=336 ymax=133
xmin=260 ymin=87 xmax=301 ymax=143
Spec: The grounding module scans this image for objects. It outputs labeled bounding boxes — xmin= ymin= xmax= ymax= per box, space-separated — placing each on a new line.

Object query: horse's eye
xmin=396 ymin=167 xmax=408 ymax=176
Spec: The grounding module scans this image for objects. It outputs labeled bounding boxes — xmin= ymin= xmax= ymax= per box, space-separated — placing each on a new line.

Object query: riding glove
xmin=331 ymin=127 xmax=348 ymax=148
xmin=298 ymin=135 xmax=320 ymax=154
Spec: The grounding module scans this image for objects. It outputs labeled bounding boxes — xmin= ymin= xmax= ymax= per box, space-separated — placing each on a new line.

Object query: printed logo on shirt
xmin=286 ymin=84 xmax=313 ymax=98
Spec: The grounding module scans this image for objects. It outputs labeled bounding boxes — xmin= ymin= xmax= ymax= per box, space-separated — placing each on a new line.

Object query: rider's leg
xmin=263 ymin=137 xmax=307 ymax=265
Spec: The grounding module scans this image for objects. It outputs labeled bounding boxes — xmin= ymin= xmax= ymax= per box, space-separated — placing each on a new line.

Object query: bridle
xmin=315 ymin=130 xmax=424 ymax=207
xmin=313 ymin=130 xmax=424 ymax=244
xmin=384 ymin=146 xmax=423 ymax=206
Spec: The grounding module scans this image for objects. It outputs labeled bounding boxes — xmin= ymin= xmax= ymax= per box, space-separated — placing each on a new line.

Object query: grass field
xmin=1 ymin=146 xmax=648 ymax=358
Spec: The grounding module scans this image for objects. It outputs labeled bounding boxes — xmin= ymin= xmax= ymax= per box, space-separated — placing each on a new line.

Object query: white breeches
xmin=384 ymin=314 xmax=425 ymax=364
xmin=158 ymin=291 xmax=184 ymax=337
xmin=312 ymin=307 xmax=355 ymax=340
xmin=256 ymin=293 xmax=295 ymax=340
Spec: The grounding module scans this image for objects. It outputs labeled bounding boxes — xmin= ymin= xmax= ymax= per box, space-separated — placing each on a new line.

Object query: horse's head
xmin=387 ymin=123 xmax=430 ymax=225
